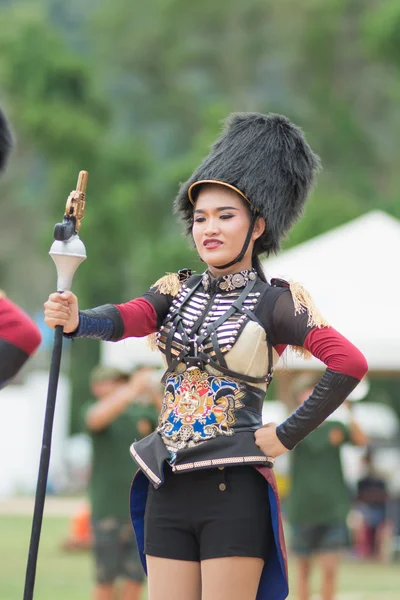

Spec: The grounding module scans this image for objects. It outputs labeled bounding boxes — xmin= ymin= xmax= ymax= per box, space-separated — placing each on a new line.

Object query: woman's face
xmin=192 ymin=184 xmax=265 ymax=274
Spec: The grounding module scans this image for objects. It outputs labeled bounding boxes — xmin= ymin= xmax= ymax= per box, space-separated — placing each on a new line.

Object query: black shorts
xmin=144 ymin=465 xmax=272 ymax=562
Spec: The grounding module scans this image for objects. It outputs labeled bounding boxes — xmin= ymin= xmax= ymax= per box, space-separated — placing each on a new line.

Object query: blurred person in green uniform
xmin=83 ymin=365 xmax=160 ymax=600
xmin=286 ymin=375 xmax=367 ymax=600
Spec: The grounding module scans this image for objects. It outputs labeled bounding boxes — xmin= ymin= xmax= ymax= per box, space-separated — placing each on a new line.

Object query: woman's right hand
xmin=44 ymin=291 xmax=79 ymax=333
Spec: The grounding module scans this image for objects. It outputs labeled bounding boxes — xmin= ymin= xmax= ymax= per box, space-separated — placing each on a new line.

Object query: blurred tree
xmin=91 ymin=0 xmax=400 ymax=245
xmin=1 ymin=0 xmax=400 ymax=429
xmin=0 ymin=3 xmax=159 ymax=431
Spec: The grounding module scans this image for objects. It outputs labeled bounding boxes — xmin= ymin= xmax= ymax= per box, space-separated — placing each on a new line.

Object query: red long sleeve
xmin=0 ymin=298 xmax=42 ymax=355
xmin=115 ymin=298 xmax=159 ymax=339
xmin=304 ymin=327 xmax=368 ymax=380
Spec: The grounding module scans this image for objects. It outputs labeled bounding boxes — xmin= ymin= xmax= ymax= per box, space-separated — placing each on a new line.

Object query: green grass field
xmin=0 ymin=516 xmax=398 ymax=600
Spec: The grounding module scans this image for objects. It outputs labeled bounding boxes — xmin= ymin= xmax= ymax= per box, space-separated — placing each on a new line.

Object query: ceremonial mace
xmin=23 ymin=171 xmax=88 ymax=600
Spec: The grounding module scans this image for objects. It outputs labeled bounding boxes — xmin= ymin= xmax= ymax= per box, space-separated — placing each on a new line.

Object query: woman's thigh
xmin=146 ymin=556 xmax=201 ymax=600
xmin=201 ymin=556 xmax=264 ymax=600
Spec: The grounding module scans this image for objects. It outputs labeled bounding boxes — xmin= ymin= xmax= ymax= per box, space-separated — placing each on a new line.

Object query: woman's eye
xmin=193 ymin=214 xmax=233 ymax=223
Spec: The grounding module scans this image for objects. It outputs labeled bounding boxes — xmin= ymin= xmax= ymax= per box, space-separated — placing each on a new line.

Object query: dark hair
xmin=241 ymin=196 xmax=268 ymax=282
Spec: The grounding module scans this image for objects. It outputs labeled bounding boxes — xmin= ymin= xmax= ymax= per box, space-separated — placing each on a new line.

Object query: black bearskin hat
xmin=174 ymin=112 xmax=320 ymax=256
xmin=0 ymin=107 xmax=13 ymax=172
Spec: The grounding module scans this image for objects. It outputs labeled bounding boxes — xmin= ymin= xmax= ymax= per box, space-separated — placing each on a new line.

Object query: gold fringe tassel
xmin=289 ymin=281 xmax=329 ymax=360
xmin=152 ymin=272 xmax=182 ymax=297
xmin=147 ymin=273 xmax=182 ymax=351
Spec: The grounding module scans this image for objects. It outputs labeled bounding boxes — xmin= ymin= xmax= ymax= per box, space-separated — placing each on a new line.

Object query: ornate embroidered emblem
xmin=158 ymin=367 xmax=245 ymax=450
xmin=202 ymin=269 xmax=256 ymax=292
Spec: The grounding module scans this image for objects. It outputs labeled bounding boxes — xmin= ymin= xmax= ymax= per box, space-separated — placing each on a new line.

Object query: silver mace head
xmin=49 ymin=170 xmax=88 ymax=292
xmin=49 ymin=235 xmax=87 ymax=292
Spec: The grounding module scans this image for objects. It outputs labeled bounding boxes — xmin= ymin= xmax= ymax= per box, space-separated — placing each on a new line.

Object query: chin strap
xmin=214 ymin=213 xmax=258 ymax=270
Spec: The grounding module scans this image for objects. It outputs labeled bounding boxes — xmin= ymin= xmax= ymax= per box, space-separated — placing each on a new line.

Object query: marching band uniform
xmin=66 ymin=113 xmax=368 ymax=599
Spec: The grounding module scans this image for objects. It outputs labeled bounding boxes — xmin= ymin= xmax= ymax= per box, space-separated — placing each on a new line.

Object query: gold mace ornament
xmin=64 ymin=170 xmax=88 ymax=232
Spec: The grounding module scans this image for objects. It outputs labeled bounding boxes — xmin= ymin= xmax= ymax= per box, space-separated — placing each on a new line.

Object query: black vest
xmin=131 ymin=271 xmax=275 ymax=487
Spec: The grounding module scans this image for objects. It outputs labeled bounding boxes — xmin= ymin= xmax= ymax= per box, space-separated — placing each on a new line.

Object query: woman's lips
xmin=203 ymin=239 xmax=223 ymax=250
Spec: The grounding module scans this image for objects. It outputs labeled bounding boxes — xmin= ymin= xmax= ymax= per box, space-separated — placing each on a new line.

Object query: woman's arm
xmin=45 ymin=288 xmax=173 ymax=342
xmin=66 ymin=296 xmax=161 ymax=341
xmin=268 ymin=289 xmax=368 ymax=450
xmin=0 ymin=294 xmax=42 ymax=388
xmin=45 ymin=272 xmax=188 ymax=342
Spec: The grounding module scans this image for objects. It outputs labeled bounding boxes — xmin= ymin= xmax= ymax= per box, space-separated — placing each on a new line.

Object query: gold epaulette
xmin=152 ymin=273 xmax=182 ymax=297
xmin=290 ymin=281 xmax=329 ymax=359
xmin=152 ymin=267 xmax=192 ymax=296
xmin=271 ymin=278 xmax=329 ymax=359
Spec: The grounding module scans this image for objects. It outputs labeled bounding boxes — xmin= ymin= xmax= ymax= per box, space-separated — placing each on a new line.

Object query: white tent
xmin=262 ymin=211 xmax=400 ymax=372
xmin=102 ymin=336 xmax=164 ymax=372
xmin=0 ymin=372 xmax=70 ymax=497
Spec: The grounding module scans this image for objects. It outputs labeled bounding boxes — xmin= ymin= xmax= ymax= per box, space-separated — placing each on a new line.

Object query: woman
xmin=44 ymin=113 xmax=368 ymax=600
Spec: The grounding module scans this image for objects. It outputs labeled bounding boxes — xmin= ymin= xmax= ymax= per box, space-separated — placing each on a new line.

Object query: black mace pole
xmin=23 ymin=326 xmax=63 ymax=599
xmin=23 ymin=171 xmax=88 ymax=600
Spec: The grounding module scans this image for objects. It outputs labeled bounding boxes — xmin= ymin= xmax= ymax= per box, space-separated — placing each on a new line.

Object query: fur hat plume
xmin=174 ymin=112 xmax=321 ymax=256
xmin=0 ymin=107 xmax=13 ymax=172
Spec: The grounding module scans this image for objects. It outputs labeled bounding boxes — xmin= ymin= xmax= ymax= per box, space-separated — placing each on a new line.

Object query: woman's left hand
xmin=255 ymin=422 xmax=289 ymax=458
